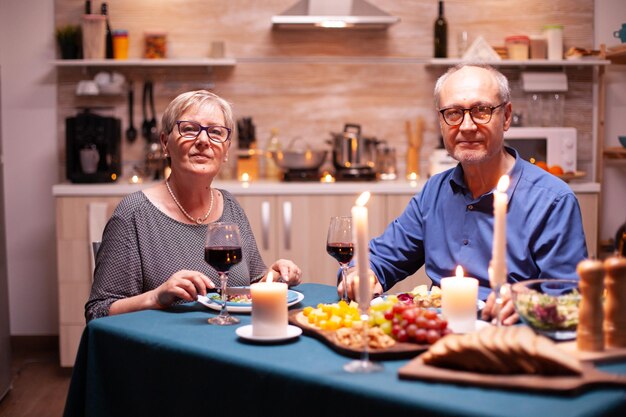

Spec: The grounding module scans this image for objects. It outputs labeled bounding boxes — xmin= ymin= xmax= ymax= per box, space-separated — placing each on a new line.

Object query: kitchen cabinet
xmin=236 ymin=193 xmax=388 ymax=287
xmin=55 ymin=195 xmax=121 ymax=366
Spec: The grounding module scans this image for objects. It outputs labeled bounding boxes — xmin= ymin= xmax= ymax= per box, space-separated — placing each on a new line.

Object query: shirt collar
xmin=448 ymin=146 xmax=523 ymax=200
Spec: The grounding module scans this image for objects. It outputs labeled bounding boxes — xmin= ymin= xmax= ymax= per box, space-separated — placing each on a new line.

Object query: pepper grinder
xmin=604 ymin=255 xmax=626 ymax=348
xmin=576 ymin=259 xmax=604 ymax=352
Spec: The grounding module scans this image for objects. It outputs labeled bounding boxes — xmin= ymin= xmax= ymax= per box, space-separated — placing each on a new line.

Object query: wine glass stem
xmin=218 ymin=272 xmax=229 ymax=318
xmin=360 ymin=312 xmax=370 ymax=364
xmin=494 ymin=284 xmax=503 ymax=327
xmin=340 ymin=264 xmax=349 ymax=301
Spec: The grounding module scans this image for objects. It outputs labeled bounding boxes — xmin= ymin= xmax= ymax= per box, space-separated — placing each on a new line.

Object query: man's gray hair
xmin=433 ymin=63 xmax=511 ymax=109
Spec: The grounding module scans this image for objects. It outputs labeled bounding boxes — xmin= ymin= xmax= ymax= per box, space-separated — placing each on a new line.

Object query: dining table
xmin=63 ymin=283 xmax=626 ymax=417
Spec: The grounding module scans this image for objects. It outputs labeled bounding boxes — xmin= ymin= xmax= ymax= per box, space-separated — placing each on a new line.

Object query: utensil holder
xmin=81 ymin=15 xmax=106 ymax=59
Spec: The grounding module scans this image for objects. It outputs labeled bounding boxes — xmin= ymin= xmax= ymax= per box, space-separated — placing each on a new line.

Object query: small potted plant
xmin=55 ymin=24 xmax=82 ymax=59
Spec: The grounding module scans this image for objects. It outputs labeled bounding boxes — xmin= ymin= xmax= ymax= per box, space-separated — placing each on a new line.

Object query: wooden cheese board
xmin=288 ymin=309 xmax=426 ymax=360
xmin=557 ymin=342 xmax=626 ymax=363
xmin=399 ymin=357 xmax=626 ymax=394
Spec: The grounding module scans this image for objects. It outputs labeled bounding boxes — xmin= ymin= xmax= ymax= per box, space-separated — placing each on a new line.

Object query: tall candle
xmin=490 ymin=175 xmax=509 ymax=288
xmin=352 ymin=191 xmax=371 ymax=307
xmin=250 ymin=272 xmax=288 ymax=337
xmin=441 ymin=266 xmax=479 ymax=333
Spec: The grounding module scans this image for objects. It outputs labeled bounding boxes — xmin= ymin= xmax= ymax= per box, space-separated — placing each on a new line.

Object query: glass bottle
xmin=434 ymin=0 xmax=448 ymax=58
xmin=100 ymin=2 xmax=114 ymax=59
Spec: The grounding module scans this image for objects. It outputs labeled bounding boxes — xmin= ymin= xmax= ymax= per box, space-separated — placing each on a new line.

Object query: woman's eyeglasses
xmin=175 ymin=120 xmax=232 ymax=143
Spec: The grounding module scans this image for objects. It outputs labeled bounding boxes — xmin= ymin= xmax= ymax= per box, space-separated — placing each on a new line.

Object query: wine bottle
xmin=101 ymin=2 xmax=114 ymax=59
xmin=434 ymin=0 xmax=448 ymax=58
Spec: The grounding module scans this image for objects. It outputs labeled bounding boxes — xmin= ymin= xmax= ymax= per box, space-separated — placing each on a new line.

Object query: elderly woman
xmin=86 ymin=90 xmax=301 ymax=322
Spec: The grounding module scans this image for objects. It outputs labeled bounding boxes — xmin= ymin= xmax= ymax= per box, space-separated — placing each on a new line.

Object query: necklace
xmin=165 ymin=179 xmax=214 ymax=224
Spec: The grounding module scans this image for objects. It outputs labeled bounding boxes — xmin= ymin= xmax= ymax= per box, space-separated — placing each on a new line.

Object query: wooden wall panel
xmin=55 ymin=0 xmax=597 ymax=180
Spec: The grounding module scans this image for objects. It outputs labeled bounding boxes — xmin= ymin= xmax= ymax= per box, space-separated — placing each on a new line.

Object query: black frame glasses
xmin=174 ymin=120 xmax=232 ymax=143
xmin=438 ymin=102 xmax=507 ymax=126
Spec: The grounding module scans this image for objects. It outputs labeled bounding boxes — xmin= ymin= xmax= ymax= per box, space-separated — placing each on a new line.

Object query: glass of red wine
xmin=205 ymin=222 xmax=243 ymax=325
xmin=326 ymin=216 xmax=354 ymax=302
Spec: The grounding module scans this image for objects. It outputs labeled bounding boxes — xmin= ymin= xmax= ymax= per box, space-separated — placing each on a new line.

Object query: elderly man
xmin=340 ymin=63 xmax=587 ymax=325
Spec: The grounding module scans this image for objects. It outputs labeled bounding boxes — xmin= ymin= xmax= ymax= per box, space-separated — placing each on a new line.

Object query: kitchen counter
xmin=52 ymin=179 xmax=600 ymax=196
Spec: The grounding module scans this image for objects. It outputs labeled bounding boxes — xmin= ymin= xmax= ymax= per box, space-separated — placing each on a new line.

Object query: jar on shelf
xmin=543 ymin=24 xmax=564 ymax=60
xmin=505 ymin=35 xmax=530 ymax=60
xmin=144 ymin=32 xmax=167 ymax=59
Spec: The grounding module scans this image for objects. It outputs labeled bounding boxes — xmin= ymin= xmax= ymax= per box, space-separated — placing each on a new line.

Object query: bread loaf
xmin=421 ymin=326 xmax=582 ymax=375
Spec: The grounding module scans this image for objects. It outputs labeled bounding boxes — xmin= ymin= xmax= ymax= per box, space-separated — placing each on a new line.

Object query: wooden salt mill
xmin=604 ymin=255 xmax=626 ymax=348
xmin=576 ymin=259 xmax=604 ymax=351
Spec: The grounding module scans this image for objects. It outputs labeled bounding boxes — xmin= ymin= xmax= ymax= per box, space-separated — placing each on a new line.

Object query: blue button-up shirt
xmin=369 ymin=148 xmax=588 ymax=300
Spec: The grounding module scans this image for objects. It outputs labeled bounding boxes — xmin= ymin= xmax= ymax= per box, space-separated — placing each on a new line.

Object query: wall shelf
xmin=427 ymin=58 xmax=610 ymax=67
xmin=603 ymin=147 xmax=626 ymax=160
xmin=52 ymin=58 xmax=236 ymax=68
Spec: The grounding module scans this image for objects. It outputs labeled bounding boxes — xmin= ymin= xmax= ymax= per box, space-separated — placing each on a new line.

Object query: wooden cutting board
xmin=288 ymin=309 xmax=426 ymax=360
xmin=558 ymin=341 xmax=626 ymax=363
xmin=399 ymin=357 xmax=626 ymax=394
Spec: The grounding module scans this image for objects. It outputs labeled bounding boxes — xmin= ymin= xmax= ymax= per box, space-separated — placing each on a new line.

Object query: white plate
xmin=197 ymin=290 xmax=304 ymax=313
xmin=235 ymin=324 xmax=302 ymax=342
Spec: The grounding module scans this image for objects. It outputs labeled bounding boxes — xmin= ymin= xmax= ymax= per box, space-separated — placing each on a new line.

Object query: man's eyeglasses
xmin=174 ymin=120 xmax=232 ymax=143
xmin=438 ymin=102 xmax=507 ymax=126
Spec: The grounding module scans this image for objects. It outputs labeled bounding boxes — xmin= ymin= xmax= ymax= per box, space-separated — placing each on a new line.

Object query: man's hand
xmin=480 ymin=285 xmax=519 ymax=326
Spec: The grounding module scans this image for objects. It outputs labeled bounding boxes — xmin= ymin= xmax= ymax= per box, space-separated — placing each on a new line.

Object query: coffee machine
xmin=66 ymin=109 xmax=121 ymax=183
xmin=330 ymin=124 xmax=378 ymax=181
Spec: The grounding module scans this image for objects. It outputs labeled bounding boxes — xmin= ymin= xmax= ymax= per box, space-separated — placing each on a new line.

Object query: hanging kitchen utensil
xmin=141 ymin=81 xmax=151 ymax=141
xmin=147 ymin=81 xmax=159 ymax=143
xmin=126 ymin=83 xmax=137 ymax=142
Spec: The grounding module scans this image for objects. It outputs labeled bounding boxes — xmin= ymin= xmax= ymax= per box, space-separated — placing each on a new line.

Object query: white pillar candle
xmin=250 ymin=273 xmax=288 ymax=337
xmin=490 ymin=175 xmax=509 ymax=288
xmin=441 ymin=266 xmax=479 ymax=333
xmin=352 ymin=191 xmax=371 ymax=307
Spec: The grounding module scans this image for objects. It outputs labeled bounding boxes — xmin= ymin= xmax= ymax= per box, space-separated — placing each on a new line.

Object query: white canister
xmin=543 ymin=24 xmax=563 ymax=60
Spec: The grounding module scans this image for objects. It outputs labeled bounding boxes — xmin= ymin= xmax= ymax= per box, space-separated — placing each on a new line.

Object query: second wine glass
xmin=326 ymin=216 xmax=354 ymax=302
xmin=205 ymin=222 xmax=242 ymax=325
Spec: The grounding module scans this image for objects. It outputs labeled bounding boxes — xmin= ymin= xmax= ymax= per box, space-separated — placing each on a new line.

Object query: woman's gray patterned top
xmin=85 ymin=189 xmax=267 ymax=322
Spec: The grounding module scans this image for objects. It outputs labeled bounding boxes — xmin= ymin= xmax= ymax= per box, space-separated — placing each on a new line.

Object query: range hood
xmin=272 ymin=0 xmax=400 ymax=29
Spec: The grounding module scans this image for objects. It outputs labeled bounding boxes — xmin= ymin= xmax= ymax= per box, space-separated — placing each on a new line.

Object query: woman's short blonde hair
xmin=161 ymin=90 xmax=234 ymax=135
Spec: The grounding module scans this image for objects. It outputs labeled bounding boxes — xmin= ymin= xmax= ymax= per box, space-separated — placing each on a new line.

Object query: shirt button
xmin=463 ymin=239 xmax=469 ymax=245
xmin=467 ymin=205 xmax=474 ymax=210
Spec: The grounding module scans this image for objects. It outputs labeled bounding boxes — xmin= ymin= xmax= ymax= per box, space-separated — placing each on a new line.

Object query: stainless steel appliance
xmin=66 ymin=108 xmax=121 ymax=183
xmin=330 ymin=123 xmax=378 ymax=181
xmin=0 ymin=67 xmax=12 ymax=402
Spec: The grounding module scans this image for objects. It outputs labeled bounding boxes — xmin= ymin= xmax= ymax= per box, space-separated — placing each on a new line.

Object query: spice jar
xmin=604 ymin=255 xmax=626 ymax=348
xmin=505 ymin=35 xmax=530 ymax=60
xmin=144 ymin=32 xmax=167 ymax=59
xmin=576 ymin=259 xmax=604 ymax=352
xmin=112 ymin=30 xmax=129 ymax=60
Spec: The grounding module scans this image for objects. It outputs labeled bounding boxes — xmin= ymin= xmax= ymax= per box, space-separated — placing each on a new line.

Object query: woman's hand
xmin=266 ymin=259 xmax=302 ymax=286
xmin=338 ymin=268 xmax=383 ymax=302
xmin=152 ymin=270 xmax=215 ymax=308
xmin=480 ymin=285 xmax=519 ymax=326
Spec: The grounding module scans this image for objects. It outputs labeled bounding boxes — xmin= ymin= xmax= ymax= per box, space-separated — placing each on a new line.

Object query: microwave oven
xmin=504 ymin=127 xmax=576 ymax=172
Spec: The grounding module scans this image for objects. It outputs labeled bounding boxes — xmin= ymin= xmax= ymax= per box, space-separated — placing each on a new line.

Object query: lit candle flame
xmin=241 ymin=172 xmax=250 ymax=182
xmin=497 ymin=175 xmax=510 ymax=193
xmin=407 ymin=172 xmax=418 ymax=181
xmin=355 ymin=191 xmax=371 ymax=207
xmin=267 ymin=271 xmax=273 ymax=283
xmin=321 ymin=173 xmax=335 ymax=183
xmin=456 ymin=265 xmax=464 ymax=279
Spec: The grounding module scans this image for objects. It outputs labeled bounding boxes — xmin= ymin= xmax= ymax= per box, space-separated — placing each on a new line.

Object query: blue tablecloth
xmin=64 ymin=283 xmax=626 ymax=417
